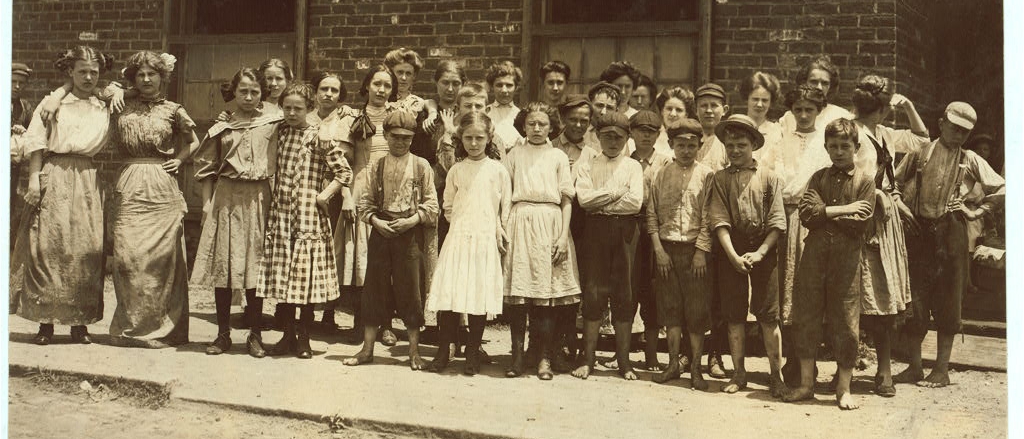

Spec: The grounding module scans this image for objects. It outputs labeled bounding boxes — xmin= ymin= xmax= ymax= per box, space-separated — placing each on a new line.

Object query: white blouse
xmin=24 ymin=94 xmax=110 ymax=157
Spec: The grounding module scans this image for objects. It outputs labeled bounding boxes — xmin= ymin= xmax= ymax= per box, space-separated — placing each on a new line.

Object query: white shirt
xmin=24 ymin=94 xmax=110 ymax=157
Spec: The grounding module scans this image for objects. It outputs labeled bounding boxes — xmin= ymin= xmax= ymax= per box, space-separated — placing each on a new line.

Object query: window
xmin=172 ymin=0 xmax=296 ymax=35
xmin=526 ymin=0 xmax=710 ymax=100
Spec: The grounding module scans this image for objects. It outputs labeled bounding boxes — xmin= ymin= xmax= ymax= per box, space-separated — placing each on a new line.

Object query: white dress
xmin=427 ymin=158 xmax=512 ymax=315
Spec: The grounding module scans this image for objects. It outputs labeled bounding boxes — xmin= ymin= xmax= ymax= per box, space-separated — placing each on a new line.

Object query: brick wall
xmin=11 ymin=0 xmax=165 ymax=180
xmin=306 ymin=0 xmax=523 ymax=102
xmin=711 ymin=0 xmax=900 ymax=121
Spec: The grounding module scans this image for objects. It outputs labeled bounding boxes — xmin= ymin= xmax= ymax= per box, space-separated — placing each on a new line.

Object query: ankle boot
xmin=463 ymin=315 xmax=486 ymax=376
xmin=70 ymin=325 xmax=92 ymax=344
xmin=34 ymin=323 xmax=54 ymax=345
xmin=269 ymin=305 xmax=297 ymax=356
xmin=506 ymin=306 xmax=527 ymax=377
xmin=428 ymin=311 xmax=458 ymax=373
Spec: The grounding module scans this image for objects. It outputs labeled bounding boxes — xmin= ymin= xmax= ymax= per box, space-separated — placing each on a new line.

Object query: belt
xmin=124 ymin=158 xmax=167 ymax=164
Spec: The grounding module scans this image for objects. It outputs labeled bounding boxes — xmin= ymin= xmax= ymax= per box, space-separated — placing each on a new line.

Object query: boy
xmin=571 ymin=112 xmax=645 ymax=381
xmin=647 ymin=118 xmax=715 ymax=390
xmin=344 ymin=110 xmax=439 ymax=370
xmin=893 ymin=102 xmax=1005 ymax=387
xmin=694 ymin=82 xmax=732 ymax=379
xmin=782 ymin=118 xmax=874 ymax=410
xmin=585 ymin=81 xmax=634 ymax=156
xmin=485 ymin=61 xmax=524 ymax=146
xmin=553 ymin=94 xmax=599 ymax=172
xmin=630 ymin=109 xmax=673 ymax=370
xmin=708 ymin=114 xmax=786 ymax=395
xmin=10 ymin=62 xmax=34 ymax=251
xmin=540 ymin=60 xmax=571 ymax=108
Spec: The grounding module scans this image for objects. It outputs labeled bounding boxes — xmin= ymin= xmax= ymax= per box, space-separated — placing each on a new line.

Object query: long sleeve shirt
xmin=645 ymin=159 xmax=715 ymax=251
xmin=575 ymin=152 xmax=644 ymax=215
xmin=708 ymin=161 xmax=787 ymax=240
xmin=552 ymin=132 xmax=599 ymax=175
xmin=193 ymin=111 xmax=284 ymax=181
xmin=358 ymin=152 xmax=439 ymax=225
xmin=23 ymin=94 xmax=109 ymax=157
xmin=697 ymin=134 xmax=731 ymax=172
xmin=894 ymin=139 xmax=1005 ymax=220
xmin=799 ymin=166 xmax=875 ymax=237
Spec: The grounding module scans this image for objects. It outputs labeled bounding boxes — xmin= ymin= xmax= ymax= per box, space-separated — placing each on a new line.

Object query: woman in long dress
xmin=11 ymin=46 xmax=115 ymax=345
xmin=108 ymin=51 xmax=198 ymax=348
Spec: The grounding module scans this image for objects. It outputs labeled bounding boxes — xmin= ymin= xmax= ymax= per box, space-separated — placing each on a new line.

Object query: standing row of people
xmin=8 ymin=47 xmax=1004 ymax=410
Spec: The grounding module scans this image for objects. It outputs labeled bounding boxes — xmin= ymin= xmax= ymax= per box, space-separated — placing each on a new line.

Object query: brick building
xmin=10 ymin=0 xmax=1005 ymax=315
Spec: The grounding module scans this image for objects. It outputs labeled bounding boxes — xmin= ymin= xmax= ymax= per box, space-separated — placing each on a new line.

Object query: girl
xmin=12 ymin=46 xmax=115 ymax=345
xmin=759 ymin=85 xmax=831 ymax=384
xmin=191 ymin=67 xmax=282 ymax=357
xmin=307 ymin=71 xmax=358 ymax=332
xmin=258 ymin=82 xmax=352 ymax=359
xmin=631 ymin=73 xmax=658 ymax=112
xmin=340 ymin=66 xmax=407 ymax=346
xmin=781 ymin=56 xmax=854 ymax=133
xmin=108 ymin=51 xmax=198 ymax=348
xmin=652 ymin=87 xmax=696 ymax=155
xmin=850 ymin=75 xmax=929 ymax=396
xmin=741 ymin=71 xmax=783 ymax=162
xmin=426 ymin=113 xmax=511 ymax=375
xmin=503 ymin=102 xmax=581 ymax=380
xmin=258 ymin=58 xmax=293 ymax=115
xmin=383 ymin=47 xmax=427 ymax=114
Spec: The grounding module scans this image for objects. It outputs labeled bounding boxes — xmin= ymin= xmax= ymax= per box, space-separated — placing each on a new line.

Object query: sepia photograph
xmin=2 ymin=0 xmax=1014 ymax=438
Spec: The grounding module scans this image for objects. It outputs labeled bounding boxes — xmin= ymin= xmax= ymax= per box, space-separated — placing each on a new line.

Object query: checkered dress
xmin=257 ymin=124 xmax=353 ymax=304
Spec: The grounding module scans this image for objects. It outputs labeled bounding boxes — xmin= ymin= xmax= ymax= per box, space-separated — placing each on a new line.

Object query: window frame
xmin=520 ymin=0 xmax=711 ymax=103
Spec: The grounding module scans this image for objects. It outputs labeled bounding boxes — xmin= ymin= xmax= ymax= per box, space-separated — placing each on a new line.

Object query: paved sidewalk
xmin=6 ymin=286 xmax=1008 ymax=439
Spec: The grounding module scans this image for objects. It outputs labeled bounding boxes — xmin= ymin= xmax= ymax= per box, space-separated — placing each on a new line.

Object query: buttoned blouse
xmin=23 ymin=94 xmax=109 ymax=157
xmin=193 ymin=111 xmax=283 ymax=181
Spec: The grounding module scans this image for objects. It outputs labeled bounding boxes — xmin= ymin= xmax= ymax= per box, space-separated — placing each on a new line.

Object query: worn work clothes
xmin=192 ymin=110 xmax=283 ymax=182
xmin=574 ymin=152 xmax=644 ymax=216
xmin=895 ymin=140 xmax=1005 ymax=220
xmin=362 ymin=225 xmax=426 ymax=328
xmin=698 ymin=134 xmax=730 ymax=172
xmin=792 ymin=166 xmax=874 ymax=368
xmin=580 ymin=214 xmax=639 ymax=323
xmin=645 ymin=160 xmax=715 ymax=251
xmin=654 ymin=241 xmax=711 ymax=331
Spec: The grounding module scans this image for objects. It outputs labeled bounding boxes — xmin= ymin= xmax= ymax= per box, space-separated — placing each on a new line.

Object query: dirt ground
xmin=7 ymin=375 xmax=418 ymax=439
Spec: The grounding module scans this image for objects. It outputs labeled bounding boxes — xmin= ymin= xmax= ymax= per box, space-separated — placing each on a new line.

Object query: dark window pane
xmin=195 ymin=0 xmax=294 ymax=34
xmin=549 ymin=0 xmax=698 ymax=23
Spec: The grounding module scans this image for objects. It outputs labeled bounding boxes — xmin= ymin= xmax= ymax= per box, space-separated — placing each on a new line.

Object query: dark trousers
xmin=580 ymin=215 xmax=638 ymax=323
xmin=905 ymin=216 xmax=968 ymax=335
xmin=362 ymin=226 xmax=425 ymax=329
xmin=715 ymin=234 xmax=779 ymax=324
xmin=792 ymin=230 xmax=863 ymax=369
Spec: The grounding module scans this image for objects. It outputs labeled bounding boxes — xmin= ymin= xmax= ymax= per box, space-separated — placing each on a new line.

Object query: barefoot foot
xmin=571 ymin=364 xmax=592 ymax=380
xmin=690 ymin=367 xmax=709 ymax=391
xmin=645 ymin=358 xmax=664 ymax=372
xmin=620 ymin=367 xmax=638 ymax=381
xmin=342 ymin=351 xmax=374 ymax=366
xmin=782 ymin=386 xmax=814 ymax=403
xmin=409 ymin=355 xmax=428 ymax=371
xmin=722 ymin=373 xmax=747 ymax=394
xmin=916 ymin=370 xmax=950 ymax=388
xmin=836 ymin=391 xmax=860 ymax=410
xmin=769 ymin=374 xmax=786 ymax=399
xmin=893 ymin=367 xmax=925 ymax=384
xmin=652 ymin=363 xmax=681 ymax=384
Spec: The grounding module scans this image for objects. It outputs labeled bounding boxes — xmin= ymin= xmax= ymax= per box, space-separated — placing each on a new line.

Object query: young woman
xmin=781 ymin=56 xmax=854 ymax=133
xmin=258 ymin=58 xmax=293 ymax=115
xmin=12 ymin=46 xmax=115 ymax=345
xmin=652 ymin=87 xmax=696 ymax=155
xmin=740 ymin=71 xmax=783 ymax=162
xmin=108 ymin=51 xmax=198 ymax=348
xmin=383 ymin=47 xmax=427 ymax=114
xmin=191 ymin=67 xmax=282 ymax=357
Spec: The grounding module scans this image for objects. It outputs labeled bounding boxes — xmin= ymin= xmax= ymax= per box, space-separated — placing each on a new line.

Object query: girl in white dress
xmin=426 ymin=113 xmax=512 ymax=375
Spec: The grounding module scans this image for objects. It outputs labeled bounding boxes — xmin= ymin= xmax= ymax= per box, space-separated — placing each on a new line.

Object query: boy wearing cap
xmin=782 ymin=118 xmax=875 ymax=410
xmin=585 ymin=81 xmax=636 ymax=156
xmin=647 ymin=118 xmax=716 ymax=390
xmin=892 ymin=102 xmax=1004 ymax=388
xmin=10 ymin=62 xmax=34 ymax=249
xmin=708 ymin=114 xmax=786 ymax=395
xmin=695 ymin=82 xmax=735 ymax=379
xmin=345 ymin=110 xmax=439 ymax=370
xmin=630 ymin=109 xmax=673 ymax=370
xmin=554 ymin=94 xmax=600 ymax=172
xmin=572 ymin=111 xmax=645 ymax=381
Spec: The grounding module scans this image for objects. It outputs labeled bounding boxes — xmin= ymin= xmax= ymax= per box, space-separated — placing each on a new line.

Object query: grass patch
xmin=11 ymin=365 xmax=172 ymax=410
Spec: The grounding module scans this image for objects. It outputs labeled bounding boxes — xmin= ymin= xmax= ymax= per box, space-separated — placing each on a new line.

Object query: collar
xmin=488 ymin=102 xmax=517 ymax=110
xmin=727 ymin=159 xmax=758 ymax=172
xmin=559 ymin=133 xmax=586 ymax=150
xmin=631 ymin=148 xmax=656 ymax=163
xmin=138 ymin=95 xmax=166 ymax=104
xmin=829 ymin=165 xmax=856 ymax=177
xmin=671 ymin=158 xmax=695 ymax=169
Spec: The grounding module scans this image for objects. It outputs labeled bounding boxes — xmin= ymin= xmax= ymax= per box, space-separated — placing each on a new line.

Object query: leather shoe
xmin=70 ymin=326 xmax=92 ymax=345
xmin=538 ymin=358 xmax=554 ymax=380
xmin=206 ymin=332 xmax=232 ymax=355
xmin=380 ymin=328 xmax=398 ymax=347
xmin=247 ymin=332 xmax=267 ymax=358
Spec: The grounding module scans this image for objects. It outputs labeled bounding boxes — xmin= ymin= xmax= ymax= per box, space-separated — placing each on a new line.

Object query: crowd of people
xmin=7 ymin=45 xmax=1005 ymax=410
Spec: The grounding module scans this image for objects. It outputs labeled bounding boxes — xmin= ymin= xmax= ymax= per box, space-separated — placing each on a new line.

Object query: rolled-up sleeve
xmin=708 ymin=173 xmax=732 ymax=231
xmin=324 ymin=140 xmax=353 ymax=187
